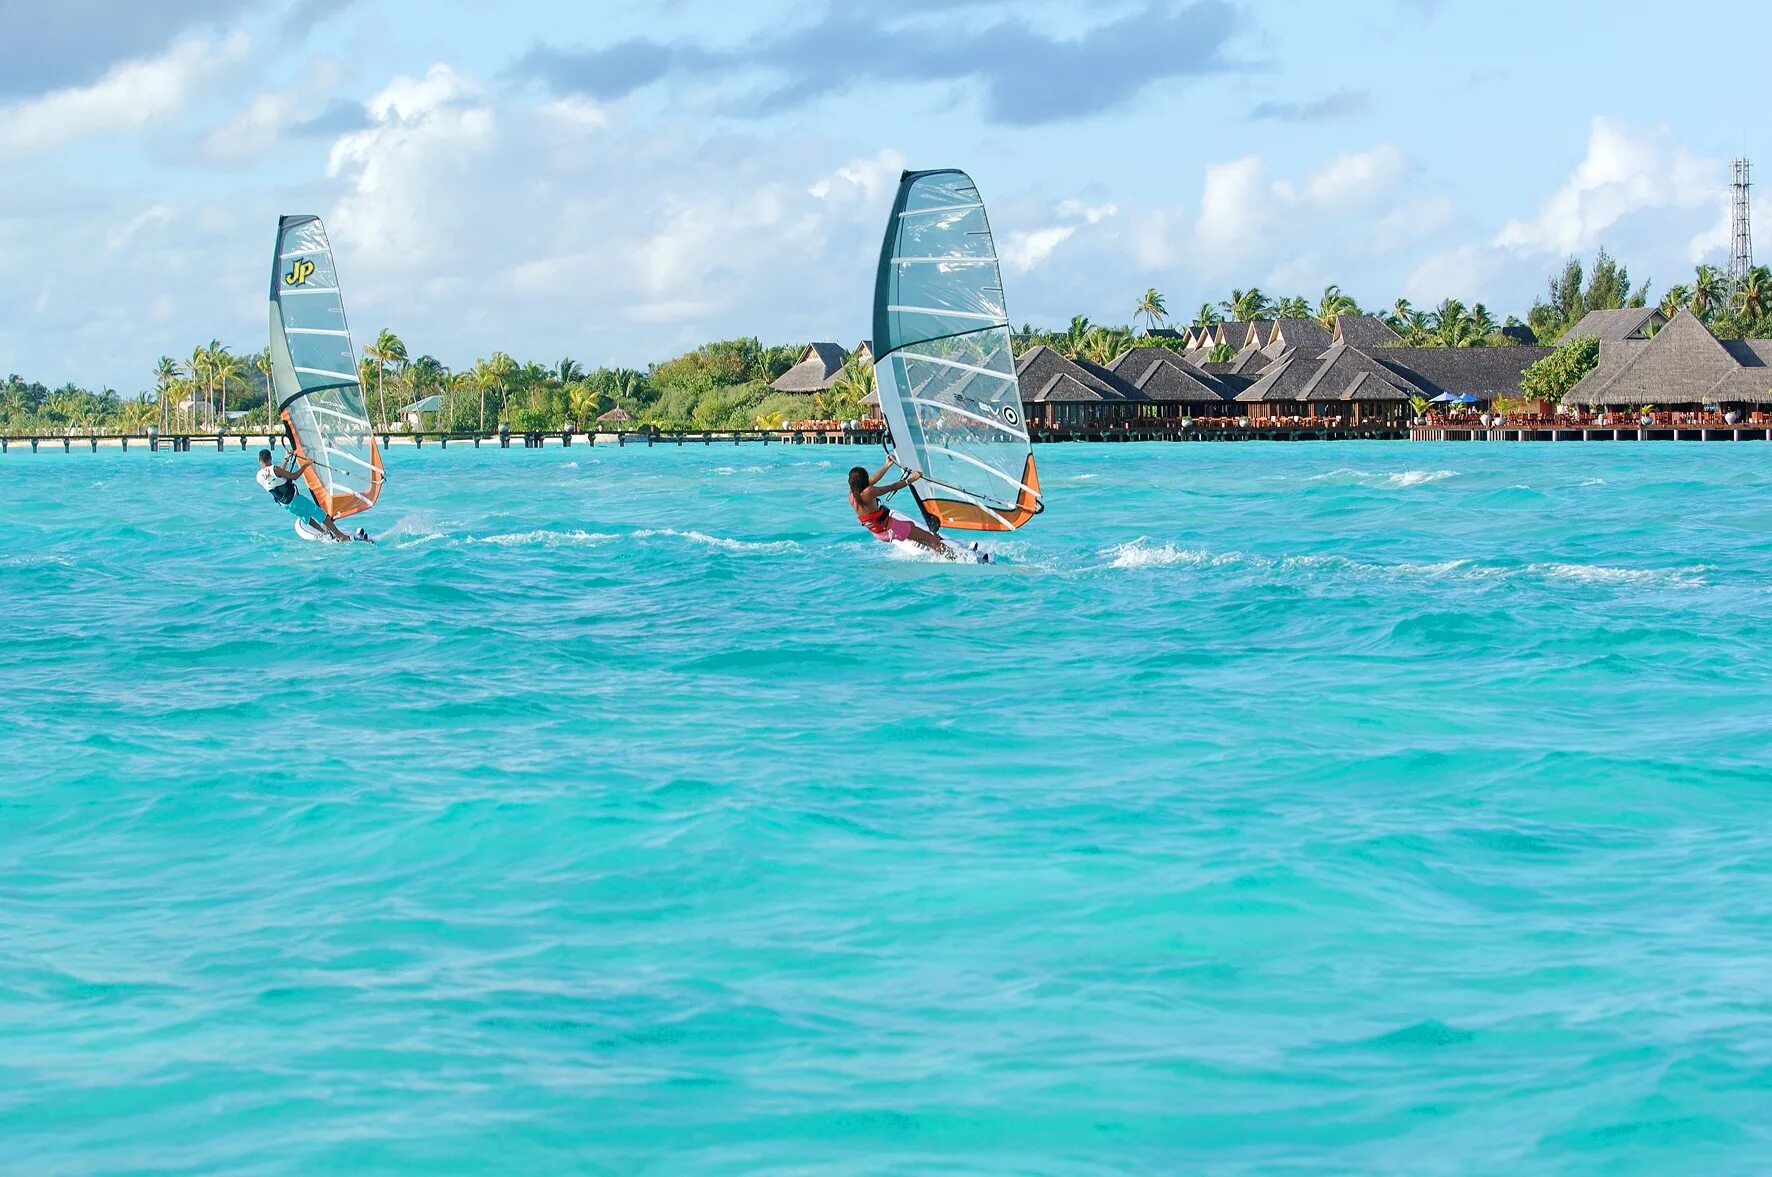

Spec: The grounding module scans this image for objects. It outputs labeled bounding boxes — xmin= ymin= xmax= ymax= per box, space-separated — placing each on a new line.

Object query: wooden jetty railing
xmin=0 ymin=426 xmax=891 ymax=454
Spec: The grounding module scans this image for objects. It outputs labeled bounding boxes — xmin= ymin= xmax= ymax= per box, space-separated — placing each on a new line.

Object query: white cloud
xmin=1375 ymin=197 xmax=1455 ymax=252
xmin=0 ymin=32 xmax=250 ymax=160
xmin=999 ymin=201 xmax=1116 ymax=273
xmin=200 ymin=59 xmax=345 ymax=165
xmin=1496 ymin=118 xmax=1720 ymax=256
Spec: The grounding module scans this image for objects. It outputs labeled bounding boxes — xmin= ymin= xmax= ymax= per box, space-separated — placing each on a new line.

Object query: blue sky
xmin=3 ymin=0 xmax=1768 ymax=391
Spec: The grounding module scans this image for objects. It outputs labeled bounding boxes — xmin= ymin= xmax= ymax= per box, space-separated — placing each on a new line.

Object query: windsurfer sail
xmin=870 ymin=169 xmax=1041 ymax=533
xmin=268 ymin=215 xmax=383 ymax=534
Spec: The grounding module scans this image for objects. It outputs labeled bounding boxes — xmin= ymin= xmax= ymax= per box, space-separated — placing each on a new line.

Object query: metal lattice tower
xmin=1730 ymin=158 xmax=1753 ymax=286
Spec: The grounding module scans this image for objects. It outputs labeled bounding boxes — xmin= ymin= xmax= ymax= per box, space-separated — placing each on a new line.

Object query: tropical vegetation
xmin=11 ymin=248 xmax=1772 ymax=436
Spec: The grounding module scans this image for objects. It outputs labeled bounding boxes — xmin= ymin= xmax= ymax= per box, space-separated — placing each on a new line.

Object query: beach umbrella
xmin=1450 ymin=393 xmax=1482 ymax=405
xmin=1429 ymin=392 xmax=1458 ymax=403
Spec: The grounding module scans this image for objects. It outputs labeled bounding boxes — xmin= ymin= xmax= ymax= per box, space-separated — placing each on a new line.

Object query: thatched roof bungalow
xmin=1332 ymin=314 xmax=1403 ymax=349
xmin=1263 ymin=318 xmax=1333 ymax=356
xmin=1563 ymin=310 xmax=1772 ymax=407
xmin=769 ymin=342 xmax=853 ymax=394
xmin=1562 ymin=307 xmax=1666 ymax=342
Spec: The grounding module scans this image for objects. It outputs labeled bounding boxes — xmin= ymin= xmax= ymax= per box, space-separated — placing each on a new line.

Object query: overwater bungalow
xmin=1563 ymin=309 xmax=1772 ymax=414
xmin=1105 ymin=348 xmax=1233 ymax=421
xmin=1376 ymin=346 xmax=1553 ymax=403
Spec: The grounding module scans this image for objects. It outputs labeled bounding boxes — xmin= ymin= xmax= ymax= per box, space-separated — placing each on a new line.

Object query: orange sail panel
xmin=268 ymin=215 xmax=382 ymax=521
xmin=869 ymin=169 xmax=1041 ymax=533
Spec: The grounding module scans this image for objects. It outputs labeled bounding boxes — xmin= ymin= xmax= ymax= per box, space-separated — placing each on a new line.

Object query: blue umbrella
xmin=1451 ymin=393 xmax=1483 ymax=405
xmin=1429 ymin=392 xmax=1458 ymax=403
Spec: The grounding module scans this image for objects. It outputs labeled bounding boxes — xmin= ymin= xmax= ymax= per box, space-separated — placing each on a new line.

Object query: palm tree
xmin=1315 ymin=284 xmax=1359 ymax=330
xmin=1274 ymin=295 xmax=1310 ymax=320
xmin=1057 ymin=315 xmax=1093 ymax=359
xmin=1082 ymin=326 xmax=1131 ymax=366
xmin=1468 ymin=303 xmax=1498 ymax=341
xmin=1190 ymin=303 xmax=1221 ymax=331
xmin=1736 ymin=266 xmax=1772 ymax=321
xmin=1221 ymin=288 xmax=1271 ymax=322
xmin=253 ymin=348 xmax=274 ymax=430
xmin=1692 ymin=265 xmax=1726 ymax=321
xmin=488 ymin=352 xmax=517 ymax=424
xmin=1658 ymin=284 xmax=1693 ymax=321
xmin=363 ymin=329 xmax=407 ymax=427
xmin=555 ymin=358 xmax=585 ymax=385
xmin=210 ymin=348 xmax=244 ymax=430
xmin=179 ymin=347 xmax=209 ymax=430
xmin=153 ymin=356 xmax=177 ymax=431
xmin=1133 ymin=288 xmax=1169 ymax=334
xmin=203 ymin=340 xmax=226 ymax=424
xmin=1403 ymin=310 xmax=1432 ymax=345
xmin=1208 ymin=343 xmax=1236 ymax=364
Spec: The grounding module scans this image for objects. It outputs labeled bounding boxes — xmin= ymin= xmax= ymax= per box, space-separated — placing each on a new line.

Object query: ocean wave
xmin=1307 ymin=468 xmax=1459 ymax=489
xmin=1528 ymin=562 xmax=1710 ymax=589
xmin=1102 ymin=540 xmax=1220 ymax=569
xmin=636 ymin=528 xmax=800 ymax=554
xmin=476 ymin=529 xmax=620 ymax=548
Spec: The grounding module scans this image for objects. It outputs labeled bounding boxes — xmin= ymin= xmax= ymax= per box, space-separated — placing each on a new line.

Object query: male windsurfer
xmin=849 ymin=459 xmax=952 ymax=556
xmin=256 ymin=449 xmax=358 ymax=542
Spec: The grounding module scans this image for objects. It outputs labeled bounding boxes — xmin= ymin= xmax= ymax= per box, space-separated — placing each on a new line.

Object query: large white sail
xmin=871 ymin=170 xmax=1041 ymax=532
xmin=268 ymin=215 xmax=382 ymax=520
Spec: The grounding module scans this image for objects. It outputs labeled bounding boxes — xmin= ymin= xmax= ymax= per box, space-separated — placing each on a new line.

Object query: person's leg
xmin=320 ymin=515 xmax=351 ymax=541
xmin=905 ymin=524 xmax=951 ymax=556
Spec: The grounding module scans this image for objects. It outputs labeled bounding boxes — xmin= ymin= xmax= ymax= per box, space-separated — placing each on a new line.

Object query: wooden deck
xmin=0 ymin=428 xmax=891 ymax=454
xmin=1410 ymin=424 xmax=1772 ymax=442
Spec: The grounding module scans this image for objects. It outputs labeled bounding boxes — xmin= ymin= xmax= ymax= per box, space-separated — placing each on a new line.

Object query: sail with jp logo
xmin=870 ymin=169 xmax=1042 ymax=541
xmin=268 ymin=215 xmax=382 ymax=538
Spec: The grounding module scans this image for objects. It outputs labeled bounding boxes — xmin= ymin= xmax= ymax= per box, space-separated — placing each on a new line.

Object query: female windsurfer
xmin=256 ymin=449 xmax=356 ymax=542
xmin=849 ymin=459 xmax=949 ymax=556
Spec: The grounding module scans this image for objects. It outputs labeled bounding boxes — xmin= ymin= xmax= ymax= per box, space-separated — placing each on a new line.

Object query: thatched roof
xmin=769 ymin=342 xmax=849 ymax=392
xmin=1263 ymin=318 xmax=1333 ymax=355
xmin=1561 ymin=309 xmax=1772 ymax=405
xmin=1216 ymin=321 xmax=1267 ymax=350
xmin=1378 ymin=346 xmax=1554 ymax=399
xmin=597 ymin=406 xmax=633 ymax=423
xmin=1015 ymin=345 xmax=1126 ymax=403
xmin=1497 ymin=325 xmax=1539 ymax=346
xmin=1235 ymin=353 xmax=1313 ymax=402
xmin=1333 ymin=314 xmax=1402 ymax=349
xmin=1562 ymin=307 xmax=1666 ymax=342
xmin=1295 ymin=343 xmax=1420 ymax=401
xmin=1106 ymin=348 xmax=1231 ymax=403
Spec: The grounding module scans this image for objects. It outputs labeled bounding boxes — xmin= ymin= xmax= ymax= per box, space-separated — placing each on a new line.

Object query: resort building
xmin=769 ymin=341 xmax=870 ymax=394
xmin=1017 ymin=330 xmax=1553 ymax=430
xmin=1561 ymin=307 xmax=1666 ymax=342
xmin=1563 ymin=309 xmax=1772 ymax=409
xmin=1262 ymin=318 xmax=1333 ymax=356
xmin=1332 ymin=314 xmax=1403 ymax=349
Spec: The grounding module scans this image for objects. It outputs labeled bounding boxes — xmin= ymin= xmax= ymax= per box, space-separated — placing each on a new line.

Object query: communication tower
xmin=1730 ymin=158 xmax=1753 ymax=286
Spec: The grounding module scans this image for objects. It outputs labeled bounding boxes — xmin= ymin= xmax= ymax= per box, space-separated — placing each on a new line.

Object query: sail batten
xmin=269 ymin=214 xmax=382 ymax=521
xmin=870 ymin=169 xmax=1041 ymax=533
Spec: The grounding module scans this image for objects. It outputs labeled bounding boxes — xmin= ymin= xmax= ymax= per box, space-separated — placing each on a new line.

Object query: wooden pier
xmin=1410 ymin=424 xmax=1772 ymax=442
xmin=0 ymin=427 xmax=890 ymax=454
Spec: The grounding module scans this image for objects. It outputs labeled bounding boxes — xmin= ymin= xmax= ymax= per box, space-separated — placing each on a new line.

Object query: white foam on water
xmin=1528 ymin=562 xmax=1710 ymax=589
xmin=1307 ymin=468 xmax=1458 ymax=489
xmin=636 ymin=528 xmax=801 ymax=555
xmin=477 ymin=529 xmax=620 ymax=548
xmin=1102 ymin=539 xmax=1220 ymax=570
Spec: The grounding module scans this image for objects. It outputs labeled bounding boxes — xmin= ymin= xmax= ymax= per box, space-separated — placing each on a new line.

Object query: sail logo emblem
xmin=284 ymin=258 xmax=316 ymax=286
xmin=1001 ymin=404 xmax=1021 ymax=427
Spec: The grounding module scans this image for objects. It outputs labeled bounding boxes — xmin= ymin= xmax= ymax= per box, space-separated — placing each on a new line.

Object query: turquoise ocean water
xmin=3 ymin=440 xmax=1771 ymax=1175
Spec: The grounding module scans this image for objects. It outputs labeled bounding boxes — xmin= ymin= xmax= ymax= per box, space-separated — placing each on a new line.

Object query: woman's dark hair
xmin=848 ymin=466 xmax=870 ymax=493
